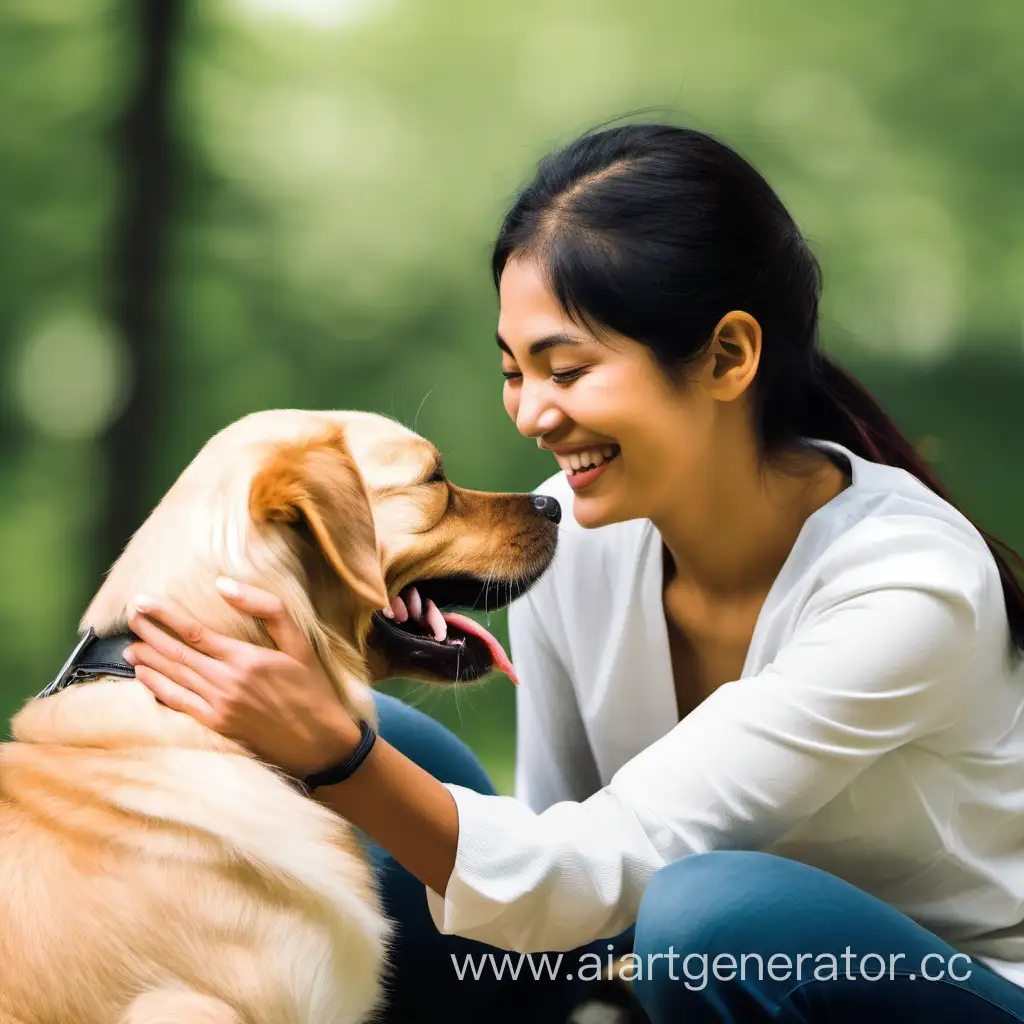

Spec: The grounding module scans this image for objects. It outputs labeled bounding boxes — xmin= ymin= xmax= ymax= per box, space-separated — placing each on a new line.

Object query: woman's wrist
xmin=302 ymin=720 xmax=377 ymax=791
xmin=299 ymin=704 xmax=365 ymax=779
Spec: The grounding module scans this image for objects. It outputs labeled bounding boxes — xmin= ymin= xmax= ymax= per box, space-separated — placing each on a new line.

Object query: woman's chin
xmin=570 ymin=492 xmax=630 ymax=530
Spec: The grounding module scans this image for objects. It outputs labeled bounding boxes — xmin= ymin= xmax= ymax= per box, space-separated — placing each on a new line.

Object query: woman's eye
xmin=502 ymin=369 xmax=522 ymax=382
xmin=551 ymin=367 xmax=586 ymax=385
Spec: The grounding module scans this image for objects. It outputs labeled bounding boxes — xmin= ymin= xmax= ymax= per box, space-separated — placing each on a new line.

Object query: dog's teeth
xmin=381 ymin=603 xmax=395 ymax=619
xmin=424 ymin=599 xmax=447 ymax=642
xmin=391 ymin=594 xmax=409 ymax=622
xmin=406 ymin=586 xmax=423 ymax=621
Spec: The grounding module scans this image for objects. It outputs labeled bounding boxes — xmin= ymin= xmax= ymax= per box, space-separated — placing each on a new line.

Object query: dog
xmin=0 ymin=409 xmax=559 ymax=1024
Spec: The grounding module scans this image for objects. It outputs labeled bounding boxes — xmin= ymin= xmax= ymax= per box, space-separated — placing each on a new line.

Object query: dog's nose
xmin=530 ymin=494 xmax=561 ymax=524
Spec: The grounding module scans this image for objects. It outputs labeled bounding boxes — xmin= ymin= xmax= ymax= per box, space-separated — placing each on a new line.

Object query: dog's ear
xmin=249 ymin=431 xmax=388 ymax=609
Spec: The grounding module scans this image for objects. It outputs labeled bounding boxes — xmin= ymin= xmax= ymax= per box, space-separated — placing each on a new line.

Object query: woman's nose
xmin=516 ymin=394 xmax=563 ymax=439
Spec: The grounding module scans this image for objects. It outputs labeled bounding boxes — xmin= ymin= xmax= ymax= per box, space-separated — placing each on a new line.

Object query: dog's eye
xmin=427 ymin=468 xmax=446 ymax=484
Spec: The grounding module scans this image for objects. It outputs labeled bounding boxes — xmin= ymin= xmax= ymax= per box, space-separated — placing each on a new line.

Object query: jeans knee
xmin=635 ymin=851 xmax=809 ymax=958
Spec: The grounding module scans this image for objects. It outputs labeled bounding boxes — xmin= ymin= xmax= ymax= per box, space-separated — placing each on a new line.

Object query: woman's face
xmin=498 ymin=257 xmax=718 ymax=529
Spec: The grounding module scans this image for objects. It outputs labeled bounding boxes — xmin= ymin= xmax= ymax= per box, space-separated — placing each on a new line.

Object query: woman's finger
xmin=134 ymin=664 xmax=216 ymax=724
xmin=215 ymin=577 xmax=312 ymax=663
xmin=129 ymin=593 xmax=238 ymax=662
xmin=124 ymin=639 xmax=221 ymax=705
xmin=128 ymin=606 xmax=230 ymax=684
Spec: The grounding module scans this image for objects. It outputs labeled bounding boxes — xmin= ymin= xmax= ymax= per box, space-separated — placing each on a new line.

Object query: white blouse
xmin=425 ymin=440 xmax=1024 ymax=987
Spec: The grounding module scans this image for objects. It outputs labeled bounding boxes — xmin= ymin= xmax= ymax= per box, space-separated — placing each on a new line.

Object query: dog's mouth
xmin=369 ymin=573 xmax=540 ymax=685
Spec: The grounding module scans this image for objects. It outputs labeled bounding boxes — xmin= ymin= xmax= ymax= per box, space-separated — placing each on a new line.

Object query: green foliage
xmin=1 ymin=0 xmax=1022 ymax=791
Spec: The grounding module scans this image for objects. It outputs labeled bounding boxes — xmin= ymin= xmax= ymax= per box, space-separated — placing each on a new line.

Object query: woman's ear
xmin=249 ymin=431 xmax=388 ymax=610
xmin=705 ymin=309 xmax=762 ymax=401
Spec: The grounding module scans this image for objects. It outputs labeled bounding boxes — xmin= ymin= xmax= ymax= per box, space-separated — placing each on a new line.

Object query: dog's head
xmin=82 ymin=410 xmax=558 ymax=720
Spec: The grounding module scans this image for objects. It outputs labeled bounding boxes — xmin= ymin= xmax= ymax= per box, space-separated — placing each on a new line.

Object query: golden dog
xmin=0 ymin=410 xmax=559 ymax=1024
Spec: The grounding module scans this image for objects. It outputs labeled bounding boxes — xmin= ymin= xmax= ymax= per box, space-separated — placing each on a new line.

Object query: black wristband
xmin=303 ymin=720 xmax=377 ymax=791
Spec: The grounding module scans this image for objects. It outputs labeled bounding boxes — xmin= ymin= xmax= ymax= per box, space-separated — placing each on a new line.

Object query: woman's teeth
xmin=381 ymin=585 xmax=447 ymax=642
xmin=556 ymin=445 xmax=620 ymax=476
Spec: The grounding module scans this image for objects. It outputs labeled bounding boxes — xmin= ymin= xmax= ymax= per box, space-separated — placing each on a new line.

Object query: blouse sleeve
xmin=424 ymin=521 xmax=984 ymax=952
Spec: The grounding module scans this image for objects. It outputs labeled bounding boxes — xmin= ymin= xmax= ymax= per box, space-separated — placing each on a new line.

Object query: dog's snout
xmin=530 ymin=494 xmax=561 ymax=524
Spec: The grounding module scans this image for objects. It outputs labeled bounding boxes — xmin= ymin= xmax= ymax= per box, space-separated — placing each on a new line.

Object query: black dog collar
xmin=37 ymin=627 xmax=138 ymax=700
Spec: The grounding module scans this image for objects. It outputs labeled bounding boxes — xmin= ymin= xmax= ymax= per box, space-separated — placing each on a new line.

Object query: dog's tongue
xmin=440 ymin=611 xmax=520 ymax=686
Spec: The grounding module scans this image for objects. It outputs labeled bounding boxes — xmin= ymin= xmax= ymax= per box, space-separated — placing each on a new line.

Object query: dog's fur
xmin=0 ymin=410 xmax=557 ymax=1024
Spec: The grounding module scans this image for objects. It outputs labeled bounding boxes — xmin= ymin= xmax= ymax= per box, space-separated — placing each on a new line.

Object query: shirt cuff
xmin=425 ymin=783 xmax=513 ymax=940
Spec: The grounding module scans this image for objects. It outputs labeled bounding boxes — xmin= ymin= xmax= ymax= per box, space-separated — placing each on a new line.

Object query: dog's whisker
xmin=470 ymin=570 xmax=491 ymax=611
xmin=484 ymin=566 xmax=497 ymax=618
xmin=411 ymin=389 xmax=434 ymax=434
xmin=453 ymin=680 xmax=465 ymax=726
xmin=403 ymin=681 xmax=434 ymax=711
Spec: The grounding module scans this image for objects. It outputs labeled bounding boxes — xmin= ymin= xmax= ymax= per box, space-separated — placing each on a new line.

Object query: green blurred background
xmin=2 ymin=0 xmax=1022 ymax=793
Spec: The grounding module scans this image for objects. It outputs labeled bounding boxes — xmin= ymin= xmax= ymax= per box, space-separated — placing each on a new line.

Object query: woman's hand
xmin=123 ymin=577 xmax=362 ymax=779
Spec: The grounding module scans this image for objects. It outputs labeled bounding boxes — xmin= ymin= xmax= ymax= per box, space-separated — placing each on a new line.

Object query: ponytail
xmin=800 ymin=353 xmax=1024 ymax=657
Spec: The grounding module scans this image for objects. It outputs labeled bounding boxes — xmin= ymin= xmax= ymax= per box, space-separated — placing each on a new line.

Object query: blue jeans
xmin=370 ymin=692 xmax=1024 ymax=1022
xmin=633 ymin=851 xmax=1024 ymax=1022
xmin=368 ymin=691 xmax=631 ymax=1022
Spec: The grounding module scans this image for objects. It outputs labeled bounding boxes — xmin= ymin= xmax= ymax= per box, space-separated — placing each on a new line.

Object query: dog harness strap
xmin=302 ymin=720 xmax=378 ymax=791
xmin=37 ymin=628 xmax=138 ymax=700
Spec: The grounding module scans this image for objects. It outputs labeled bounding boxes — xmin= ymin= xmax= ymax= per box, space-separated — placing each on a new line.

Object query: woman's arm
xmin=313 ymin=739 xmax=459 ymax=897
xmin=126 ymin=571 xmax=602 ymax=895
xmin=124 ymin=581 xmax=460 ymax=897
xmin=428 ymin=573 xmax=979 ymax=950
xmin=125 ymin=524 xmax=984 ymax=953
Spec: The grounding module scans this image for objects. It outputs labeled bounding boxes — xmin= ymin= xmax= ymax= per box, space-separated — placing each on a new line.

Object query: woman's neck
xmin=652 ymin=441 xmax=850 ymax=601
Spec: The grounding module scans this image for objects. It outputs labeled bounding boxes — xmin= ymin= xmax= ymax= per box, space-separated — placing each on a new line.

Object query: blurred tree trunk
xmin=96 ymin=0 xmax=185 ymax=584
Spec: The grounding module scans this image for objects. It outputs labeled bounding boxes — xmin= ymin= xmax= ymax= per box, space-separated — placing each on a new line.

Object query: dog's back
xmin=0 ymin=682 xmax=389 ymax=1024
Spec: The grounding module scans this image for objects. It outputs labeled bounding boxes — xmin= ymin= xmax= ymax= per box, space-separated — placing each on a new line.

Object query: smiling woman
xmin=496 ymin=323 xmax=624 ymax=491
xmin=123 ymin=123 xmax=1024 ymax=1024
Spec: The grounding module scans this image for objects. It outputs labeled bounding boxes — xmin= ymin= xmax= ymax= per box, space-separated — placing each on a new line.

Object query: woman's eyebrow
xmin=495 ymin=332 xmax=584 ymax=357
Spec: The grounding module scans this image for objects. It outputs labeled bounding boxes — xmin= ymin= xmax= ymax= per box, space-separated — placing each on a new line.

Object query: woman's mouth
xmin=555 ymin=444 xmax=621 ymax=491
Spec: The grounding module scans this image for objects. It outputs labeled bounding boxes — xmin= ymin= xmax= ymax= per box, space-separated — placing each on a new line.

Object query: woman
xmin=121 ymin=124 xmax=1024 ymax=1023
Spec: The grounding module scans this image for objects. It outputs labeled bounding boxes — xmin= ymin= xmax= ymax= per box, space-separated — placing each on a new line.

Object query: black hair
xmin=493 ymin=122 xmax=1024 ymax=655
